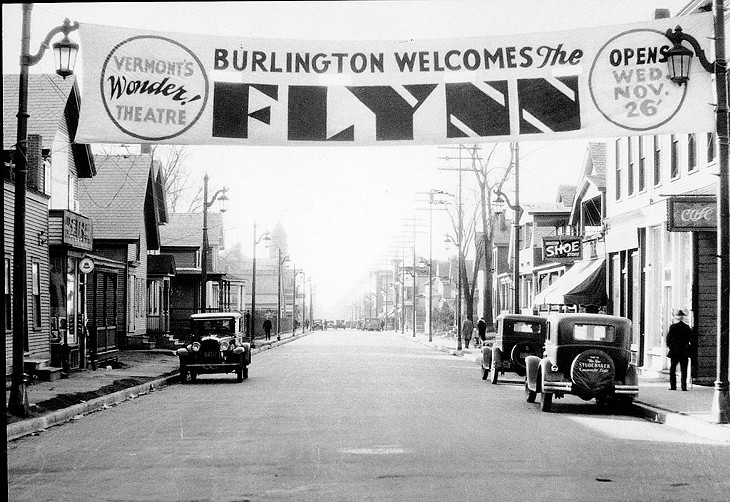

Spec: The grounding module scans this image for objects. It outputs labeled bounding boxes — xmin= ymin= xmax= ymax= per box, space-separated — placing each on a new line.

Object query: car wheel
xmin=179 ymin=366 xmax=187 ymax=384
xmin=490 ymin=361 xmax=499 ymax=384
xmin=525 ymin=380 xmax=537 ymax=403
xmin=190 ymin=372 xmax=197 ymax=382
xmin=540 ymin=391 xmax=553 ymax=412
xmin=481 ymin=366 xmax=489 ymax=380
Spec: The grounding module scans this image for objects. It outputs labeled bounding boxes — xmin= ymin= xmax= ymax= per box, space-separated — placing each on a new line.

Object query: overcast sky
xmin=3 ymin=1 xmax=694 ymax=317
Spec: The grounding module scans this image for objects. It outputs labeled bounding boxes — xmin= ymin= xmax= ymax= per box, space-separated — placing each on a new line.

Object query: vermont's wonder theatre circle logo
xmin=589 ymin=29 xmax=686 ymax=131
xmin=100 ymin=36 xmax=209 ymax=140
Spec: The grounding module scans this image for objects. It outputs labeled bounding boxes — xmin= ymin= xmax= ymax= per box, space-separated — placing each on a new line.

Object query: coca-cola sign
xmin=667 ymin=196 xmax=716 ymax=231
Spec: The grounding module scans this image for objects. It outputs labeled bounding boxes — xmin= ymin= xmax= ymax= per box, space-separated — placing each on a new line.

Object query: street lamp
xmin=664 ymin=16 xmax=729 ymax=424
xmin=201 ymin=173 xmax=228 ymax=313
xmin=277 ymin=248 xmax=290 ymax=341
xmin=250 ymin=223 xmax=270 ymax=348
xmin=9 ymin=5 xmax=80 ymax=417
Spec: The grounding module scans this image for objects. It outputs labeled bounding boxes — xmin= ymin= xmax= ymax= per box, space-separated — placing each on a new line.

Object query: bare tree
xmin=150 ymin=145 xmax=202 ymax=213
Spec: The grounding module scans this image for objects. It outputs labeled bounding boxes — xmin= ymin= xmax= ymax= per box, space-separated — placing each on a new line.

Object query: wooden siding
xmin=4 ymin=182 xmax=51 ymax=373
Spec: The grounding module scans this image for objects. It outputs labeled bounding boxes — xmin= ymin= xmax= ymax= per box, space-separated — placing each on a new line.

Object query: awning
xmin=533 ymin=259 xmax=607 ymax=306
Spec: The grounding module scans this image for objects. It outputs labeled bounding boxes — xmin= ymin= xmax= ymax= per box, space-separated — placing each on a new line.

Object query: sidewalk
xmin=5 ymin=330 xmax=309 ymax=441
xmin=395 ymin=329 xmax=730 ymax=443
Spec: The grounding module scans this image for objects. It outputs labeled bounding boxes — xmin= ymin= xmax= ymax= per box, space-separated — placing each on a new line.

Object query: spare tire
xmin=510 ymin=341 xmax=539 ymax=377
xmin=570 ymin=349 xmax=615 ymax=397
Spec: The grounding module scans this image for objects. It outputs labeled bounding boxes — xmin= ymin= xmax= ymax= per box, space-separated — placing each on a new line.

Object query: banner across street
xmin=76 ymin=12 xmax=715 ymax=146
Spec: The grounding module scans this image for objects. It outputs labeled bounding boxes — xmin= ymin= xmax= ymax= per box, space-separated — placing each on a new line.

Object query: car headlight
xmin=220 ymin=341 xmax=230 ymax=351
xmin=192 ymin=342 xmax=201 ymax=352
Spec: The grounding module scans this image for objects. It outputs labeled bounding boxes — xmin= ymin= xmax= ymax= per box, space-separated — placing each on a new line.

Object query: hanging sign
xmin=543 ymin=236 xmax=583 ymax=260
xmin=76 ymin=13 xmax=714 ymax=146
xmin=667 ymin=196 xmax=717 ymax=231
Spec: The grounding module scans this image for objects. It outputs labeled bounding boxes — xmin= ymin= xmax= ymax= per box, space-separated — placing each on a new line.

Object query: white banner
xmin=76 ymin=13 xmax=715 ymax=146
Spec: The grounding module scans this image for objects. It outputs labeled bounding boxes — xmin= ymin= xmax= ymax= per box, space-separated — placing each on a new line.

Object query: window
xmin=194 ymin=249 xmax=201 ymax=269
xmin=32 ymin=261 xmax=41 ymax=328
xmin=147 ymin=280 xmax=160 ymax=316
xmin=628 ymin=137 xmax=634 ymax=195
xmin=671 ymin=135 xmax=679 ymax=178
xmin=653 ymin=135 xmax=661 ymax=186
xmin=707 ymin=132 xmax=716 ymax=163
xmin=688 ymin=133 xmax=697 ymax=172
xmin=4 ymin=258 xmax=11 ymax=330
xmin=573 ymin=323 xmax=616 ymax=342
xmin=638 ymin=136 xmax=645 ymax=192
xmin=615 ymin=139 xmax=621 ymax=200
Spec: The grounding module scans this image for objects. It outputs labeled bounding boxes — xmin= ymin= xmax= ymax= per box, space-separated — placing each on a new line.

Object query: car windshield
xmin=513 ymin=321 xmax=542 ymax=334
xmin=572 ymin=323 xmax=615 ymax=342
xmin=192 ymin=318 xmax=234 ymax=334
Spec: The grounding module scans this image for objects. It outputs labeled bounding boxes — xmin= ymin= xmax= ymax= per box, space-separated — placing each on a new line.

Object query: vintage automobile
xmin=334 ymin=320 xmax=346 ymax=329
xmin=312 ymin=319 xmax=324 ymax=330
xmin=524 ymin=313 xmax=638 ymax=412
xmin=481 ymin=314 xmax=547 ymax=384
xmin=176 ymin=312 xmax=251 ymax=383
xmin=365 ymin=318 xmax=382 ymax=331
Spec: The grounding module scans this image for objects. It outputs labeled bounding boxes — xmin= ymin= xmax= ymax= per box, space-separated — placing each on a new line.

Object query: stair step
xmin=36 ymin=367 xmax=64 ymax=382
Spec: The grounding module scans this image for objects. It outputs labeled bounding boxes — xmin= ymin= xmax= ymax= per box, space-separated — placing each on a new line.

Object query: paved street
xmin=8 ymin=330 xmax=730 ymax=502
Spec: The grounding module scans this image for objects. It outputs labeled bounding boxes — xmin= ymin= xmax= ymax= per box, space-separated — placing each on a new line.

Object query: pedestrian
xmin=462 ymin=315 xmax=474 ymax=349
xmin=263 ymin=317 xmax=272 ymax=341
xmin=477 ymin=316 xmax=487 ymax=348
xmin=244 ymin=311 xmax=251 ymax=337
xmin=666 ymin=309 xmax=693 ymax=391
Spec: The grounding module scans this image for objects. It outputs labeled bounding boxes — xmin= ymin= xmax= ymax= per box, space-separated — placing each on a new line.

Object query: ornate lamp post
xmin=9 ymin=5 xmax=80 ymax=417
xmin=250 ymin=223 xmax=270 ymax=348
xmin=200 ymin=174 xmax=228 ymax=313
xmin=664 ymin=13 xmax=729 ymax=424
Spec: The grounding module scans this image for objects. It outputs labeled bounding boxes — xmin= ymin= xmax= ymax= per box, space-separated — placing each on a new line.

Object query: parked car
xmin=524 ymin=313 xmax=638 ymax=412
xmin=365 ymin=318 xmax=381 ymax=331
xmin=335 ymin=320 xmax=346 ymax=329
xmin=312 ymin=319 xmax=324 ymax=330
xmin=326 ymin=320 xmax=335 ymax=329
xmin=481 ymin=314 xmax=547 ymax=383
xmin=176 ymin=312 xmax=251 ymax=383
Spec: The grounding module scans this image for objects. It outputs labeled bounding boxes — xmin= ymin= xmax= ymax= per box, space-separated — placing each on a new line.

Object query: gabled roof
xmin=78 ymin=154 xmax=162 ymax=245
xmin=160 ymin=212 xmax=224 ymax=249
xmin=570 ymin=142 xmax=607 ymax=225
xmin=147 ymin=254 xmax=176 ymax=277
xmin=3 ymin=73 xmax=95 ymax=177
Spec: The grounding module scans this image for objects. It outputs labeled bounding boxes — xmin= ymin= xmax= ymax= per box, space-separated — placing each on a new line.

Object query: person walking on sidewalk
xmin=477 ymin=317 xmax=487 ymax=348
xmin=462 ymin=315 xmax=474 ymax=349
xmin=666 ymin=310 xmax=692 ymax=391
xmin=263 ymin=318 xmax=273 ymax=341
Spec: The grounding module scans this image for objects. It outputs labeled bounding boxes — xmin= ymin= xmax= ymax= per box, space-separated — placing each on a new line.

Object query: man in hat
xmin=666 ymin=310 xmax=693 ymax=391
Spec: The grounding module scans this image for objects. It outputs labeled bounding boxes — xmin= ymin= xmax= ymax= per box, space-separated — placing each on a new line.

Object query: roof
xmin=160 ymin=212 xmax=224 ymax=249
xmin=78 ymin=154 xmax=161 ymax=244
xmin=147 ymin=254 xmax=176 ymax=276
xmin=3 ymin=73 xmax=95 ymax=177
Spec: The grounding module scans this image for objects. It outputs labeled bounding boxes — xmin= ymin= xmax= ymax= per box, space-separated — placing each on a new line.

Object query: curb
xmin=631 ymin=401 xmax=730 ymax=443
xmin=7 ymin=330 xmax=312 ymax=442
xmin=7 ymin=374 xmax=178 ymax=441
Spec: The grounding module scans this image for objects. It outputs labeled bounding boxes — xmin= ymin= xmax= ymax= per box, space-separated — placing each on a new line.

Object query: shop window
xmin=671 ymin=135 xmax=679 ymax=179
xmin=4 ymin=258 xmax=11 ymax=330
xmin=688 ymin=133 xmax=697 ymax=172
xmin=653 ymin=135 xmax=661 ymax=186
xmin=32 ymin=261 xmax=41 ymax=328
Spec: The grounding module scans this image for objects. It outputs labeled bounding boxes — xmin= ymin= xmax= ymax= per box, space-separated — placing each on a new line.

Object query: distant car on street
xmin=365 ymin=318 xmax=381 ymax=331
xmin=524 ymin=313 xmax=638 ymax=412
xmin=335 ymin=320 xmax=346 ymax=329
xmin=326 ymin=320 xmax=335 ymax=330
xmin=176 ymin=312 xmax=251 ymax=383
xmin=312 ymin=319 xmax=324 ymax=330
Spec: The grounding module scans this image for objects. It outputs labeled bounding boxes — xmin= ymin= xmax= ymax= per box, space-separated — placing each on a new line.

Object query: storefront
xmin=48 ymin=209 xmax=93 ymax=371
